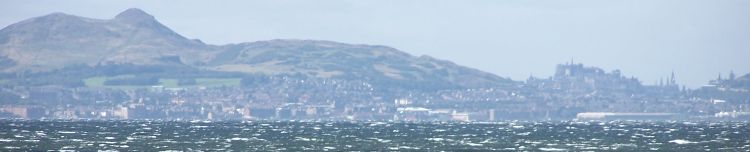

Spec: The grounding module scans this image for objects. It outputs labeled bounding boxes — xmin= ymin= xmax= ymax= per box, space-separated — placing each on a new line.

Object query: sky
xmin=1 ymin=0 xmax=748 ymax=88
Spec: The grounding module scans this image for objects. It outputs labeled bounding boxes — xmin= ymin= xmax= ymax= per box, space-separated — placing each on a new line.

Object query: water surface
xmin=1 ymin=120 xmax=748 ymax=151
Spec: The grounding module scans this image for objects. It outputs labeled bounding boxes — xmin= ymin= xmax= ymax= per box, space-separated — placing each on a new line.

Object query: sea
xmin=1 ymin=119 xmax=748 ymax=151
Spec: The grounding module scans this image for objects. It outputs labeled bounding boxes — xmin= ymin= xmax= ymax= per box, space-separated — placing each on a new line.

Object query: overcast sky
xmin=1 ymin=0 xmax=748 ymax=88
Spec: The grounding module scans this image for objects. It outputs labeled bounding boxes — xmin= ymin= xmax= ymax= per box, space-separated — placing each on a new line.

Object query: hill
xmin=0 ymin=8 xmax=515 ymax=89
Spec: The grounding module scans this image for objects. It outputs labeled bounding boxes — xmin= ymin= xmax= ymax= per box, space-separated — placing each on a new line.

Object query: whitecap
xmin=4 ymin=146 xmax=20 ymax=149
xmin=539 ymin=147 xmax=568 ymax=151
xmin=230 ymin=137 xmax=249 ymax=141
xmin=516 ymin=132 xmax=531 ymax=136
xmin=465 ymin=142 xmax=483 ymax=146
xmin=669 ymin=139 xmax=695 ymax=144
xmin=295 ymin=137 xmax=311 ymax=141
xmin=427 ymin=138 xmax=445 ymax=142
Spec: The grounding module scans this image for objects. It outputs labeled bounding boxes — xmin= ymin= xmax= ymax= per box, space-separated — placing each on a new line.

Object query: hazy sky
xmin=1 ymin=0 xmax=748 ymax=88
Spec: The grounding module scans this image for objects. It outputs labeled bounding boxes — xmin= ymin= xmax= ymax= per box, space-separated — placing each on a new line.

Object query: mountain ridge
xmin=0 ymin=8 xmax=516 ymax=89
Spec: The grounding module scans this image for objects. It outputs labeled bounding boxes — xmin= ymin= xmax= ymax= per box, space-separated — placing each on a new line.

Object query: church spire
xmin=569 ymin=57 xmax=574 ymax=65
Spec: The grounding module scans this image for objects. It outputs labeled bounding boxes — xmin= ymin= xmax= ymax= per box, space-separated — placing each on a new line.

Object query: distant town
xmin=0 ymin=9 xmax=748 ymax=122
xmin=2 ymin=62 xmax=748 ymax=121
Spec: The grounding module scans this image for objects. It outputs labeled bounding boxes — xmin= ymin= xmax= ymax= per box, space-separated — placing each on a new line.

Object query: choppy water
xmin=1 ymin=120 xmax=749 ymax=151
